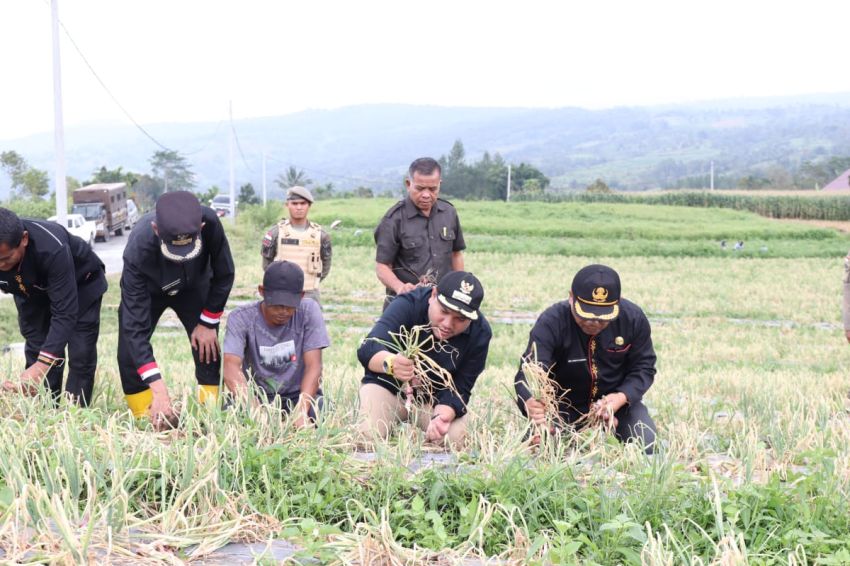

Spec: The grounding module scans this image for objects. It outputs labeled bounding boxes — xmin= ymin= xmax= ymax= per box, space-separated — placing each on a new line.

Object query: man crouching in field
xmin=515 ymin=264 xmax=657 ymax=454
xmin=223 ymin=261 xmax=330 ymax=426
xmin=357 ymin=271 xmax=492 ymax=448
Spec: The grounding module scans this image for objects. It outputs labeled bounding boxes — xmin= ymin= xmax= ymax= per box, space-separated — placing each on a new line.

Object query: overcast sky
xmin=1 ymin=0 xmax=848 ymax=141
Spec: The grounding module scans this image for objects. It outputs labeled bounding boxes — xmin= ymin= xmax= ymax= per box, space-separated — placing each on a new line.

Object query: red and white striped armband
xmin=199 ymin=309 xmax=223 ymax=328
xmin=37 ymin=351 xmax=63 ymax=366
xmin=137 ymin=362 xmax=162 ymax=384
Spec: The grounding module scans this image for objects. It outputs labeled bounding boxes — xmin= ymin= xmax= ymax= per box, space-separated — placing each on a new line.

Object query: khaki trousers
xmin=358 ymin=383 xmax=468 ymax=447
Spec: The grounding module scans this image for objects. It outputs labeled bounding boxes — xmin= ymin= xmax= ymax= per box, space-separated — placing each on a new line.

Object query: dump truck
xmin=72 ymin=183 xmax=130 ymax=242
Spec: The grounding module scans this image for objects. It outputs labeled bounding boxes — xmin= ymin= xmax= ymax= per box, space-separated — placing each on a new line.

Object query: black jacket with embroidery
xmin=119 ymin=208 xmax=234 ymax=373
xmin=514 ymin=299 xmax=656 ymax=420
xmin=0 ymin=219 xmax=107 ymax=358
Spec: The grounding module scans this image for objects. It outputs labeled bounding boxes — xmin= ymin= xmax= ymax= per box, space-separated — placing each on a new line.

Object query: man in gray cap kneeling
xmin=261 ymin=186 xmax=332 ymax=304
xmin=223 ymin=261 xmax=330 ymax=427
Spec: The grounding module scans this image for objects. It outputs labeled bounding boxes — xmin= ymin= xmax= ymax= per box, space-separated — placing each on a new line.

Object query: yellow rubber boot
xmin=198 ymin=384 xmax=219 ymax=405
xmin=125 ymin=389 xmax=153 ymax=417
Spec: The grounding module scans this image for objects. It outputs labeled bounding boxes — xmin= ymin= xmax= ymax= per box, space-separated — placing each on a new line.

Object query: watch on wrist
xmin=382 ymin=355 xmax=395 ymax=376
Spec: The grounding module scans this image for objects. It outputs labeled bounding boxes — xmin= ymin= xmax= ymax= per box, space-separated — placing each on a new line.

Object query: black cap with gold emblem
xmin=571 ymin=264 xmax=621 ymax=321
xmin=155 ymin=191 xmax=203 ymax=262
xmin=436 ymin=271 xmax=484 ymax=320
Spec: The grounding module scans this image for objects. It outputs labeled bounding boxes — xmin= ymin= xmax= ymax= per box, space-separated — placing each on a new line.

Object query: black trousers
xmin=16 ymin=296 xmax=103 ymax=406
xmin=117 ymin=290 xmax=221 ymax=395
xmin=563 ymin=400 xmax=657 ymax=454
xmin=519 ymin=397 xmax=658 ymax=454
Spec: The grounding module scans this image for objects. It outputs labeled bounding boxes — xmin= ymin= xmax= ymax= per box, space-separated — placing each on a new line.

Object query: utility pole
xmin=506 ymin=164 xmax=512 ymax=202
xmin=228 ymin=101 xmax=236 ymax=223
xmin=262 ymin=151 xmax=267 ymax=206
xmin=50 ymin=0 xmax=68 ymax=224
xmin=710 ymin=161 xmax=715 ymax=190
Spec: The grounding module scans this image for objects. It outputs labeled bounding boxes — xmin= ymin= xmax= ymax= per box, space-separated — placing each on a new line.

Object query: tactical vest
xmin=276 ymin=219 xmax=323 ymax=291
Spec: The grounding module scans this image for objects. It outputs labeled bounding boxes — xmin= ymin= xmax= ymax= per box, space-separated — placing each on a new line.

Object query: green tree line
xmin=438 ymin=140 xmax=549 ymax=200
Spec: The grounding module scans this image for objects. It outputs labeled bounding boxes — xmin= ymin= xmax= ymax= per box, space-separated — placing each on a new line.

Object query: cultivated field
xmin=1 ymin=199 xmax=849 ymax=564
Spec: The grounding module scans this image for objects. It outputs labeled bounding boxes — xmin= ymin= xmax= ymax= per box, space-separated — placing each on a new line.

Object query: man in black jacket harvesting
xmin=117 ymin=191 xmax=234 ymax=428
xmin=0 ymin=207 xmax=107 ymax=405
xmin=515 ymin=264 xmax=657 ymax=453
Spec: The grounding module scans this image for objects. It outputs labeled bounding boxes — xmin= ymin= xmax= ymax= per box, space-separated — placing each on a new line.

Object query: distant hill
xmin=3 ymin=93 xmax=850 ymax=199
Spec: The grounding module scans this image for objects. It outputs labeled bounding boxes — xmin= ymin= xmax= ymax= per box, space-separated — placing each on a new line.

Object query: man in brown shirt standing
xmin=374 ymin=157 xmax=466 ymax=309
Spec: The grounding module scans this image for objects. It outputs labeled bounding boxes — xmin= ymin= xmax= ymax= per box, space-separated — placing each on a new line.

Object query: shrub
xmin=0 ymin=197 xmax=56 ymax=219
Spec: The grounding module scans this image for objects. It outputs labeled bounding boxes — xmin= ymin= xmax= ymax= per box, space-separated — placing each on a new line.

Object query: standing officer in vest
xmin=118 ymin=191 xmax=235 ymax=429
xmin=261 ymin=186 xmax=332 ymax=304
xmin=374 ymin=157 xmax=465 ymax=310
xmin=0 ymin=207 xmax=107 ymax=406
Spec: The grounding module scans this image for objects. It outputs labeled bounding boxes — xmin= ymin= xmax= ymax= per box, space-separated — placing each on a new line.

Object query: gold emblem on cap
xmin=172 ymin=234 xmax=193 ymax=246
xmin=615 ymin=336 xmax=624 ymax=346
xmin=460 ymin=280 xmax=474 ymax=294
xmin=591 ymin=287 xmax=608 ymax=303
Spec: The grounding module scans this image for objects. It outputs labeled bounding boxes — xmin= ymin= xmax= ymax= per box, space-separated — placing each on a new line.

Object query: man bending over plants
xmin=357 ymin=271 xmax=492 ymax=448
xmin=118 ymin=191 xmax=234 ymax=429
xmin=222 ymin=261 xmax=330 ymax=426
xmin=0 ymin=207 xmax=107 ymax=406
xmin=515 ymin=264 xmax=657 ymax=454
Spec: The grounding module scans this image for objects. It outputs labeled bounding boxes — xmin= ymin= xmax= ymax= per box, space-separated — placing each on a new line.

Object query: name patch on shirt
xmin=281 ymin=238 xmax=319 ymax=246
xmin=567 ymin=358 xmax=587 ymax=363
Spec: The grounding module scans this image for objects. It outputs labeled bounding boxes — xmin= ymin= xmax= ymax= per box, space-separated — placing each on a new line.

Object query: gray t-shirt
xmin=223 ymin=299 xmax=330 ymax=397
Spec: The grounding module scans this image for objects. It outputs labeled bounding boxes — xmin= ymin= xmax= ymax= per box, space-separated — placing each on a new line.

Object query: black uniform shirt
xmin=515 ymin=298 xmax=656 ymax=417
xmin=357 ymin=286 xmax=491 ymax=418
xmin=374 ymin=197 xmax=465 ymax=292
xmin=120 ymin=207 xmax=235 ymax=374
xmin=0 ymin=219 xmax=107 ymax=358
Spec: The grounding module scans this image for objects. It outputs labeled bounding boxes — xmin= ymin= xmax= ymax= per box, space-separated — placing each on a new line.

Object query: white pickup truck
xmin=48 ymin=213 xmax=97 ymax=247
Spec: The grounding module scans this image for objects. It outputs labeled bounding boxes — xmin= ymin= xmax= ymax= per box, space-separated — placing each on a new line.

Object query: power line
xmin=50 ymin=5 xmax=170 ymax=151
xmin=49 ymin=2 xmax=222 ymax=159
xmin=182 ymin=120 xmax=225 ymax=155
xmin=229 ymin=120 xmax=254 ymax=173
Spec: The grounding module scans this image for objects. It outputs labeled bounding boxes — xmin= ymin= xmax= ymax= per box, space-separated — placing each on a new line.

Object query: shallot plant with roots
xmin=520 ymin=343 xmax=564 ymax=440
xmin=369 ymin=324 xmax=462 ymax=414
